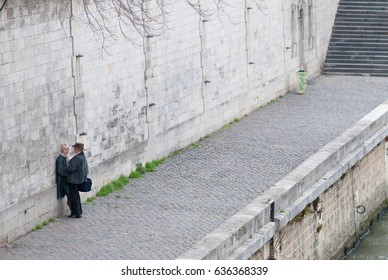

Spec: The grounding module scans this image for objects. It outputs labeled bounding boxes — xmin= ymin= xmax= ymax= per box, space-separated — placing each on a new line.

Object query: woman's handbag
xmin=79 ymin=178 xmax=92 ymax=192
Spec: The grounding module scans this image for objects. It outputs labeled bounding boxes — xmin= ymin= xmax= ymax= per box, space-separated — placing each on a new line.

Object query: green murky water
xmin=345 ymin=211 xmax=388 ymax=260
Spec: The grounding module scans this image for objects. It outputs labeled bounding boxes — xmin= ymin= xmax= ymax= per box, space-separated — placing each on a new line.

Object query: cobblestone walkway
xmin=1 ymin=75 xmax=388 ymax=259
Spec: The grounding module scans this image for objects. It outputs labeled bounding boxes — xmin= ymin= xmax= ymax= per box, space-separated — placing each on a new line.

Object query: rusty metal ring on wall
xmin=356 ymin=205 xmax=366 ymax=214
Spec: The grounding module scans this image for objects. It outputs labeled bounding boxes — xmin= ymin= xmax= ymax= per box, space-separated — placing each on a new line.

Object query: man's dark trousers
xmin=68 ymin=184 xmax=82 ymax=217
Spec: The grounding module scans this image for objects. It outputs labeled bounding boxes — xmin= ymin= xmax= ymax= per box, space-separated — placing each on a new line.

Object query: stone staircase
xmin=323 ymin=0 xmax=388 ymax=76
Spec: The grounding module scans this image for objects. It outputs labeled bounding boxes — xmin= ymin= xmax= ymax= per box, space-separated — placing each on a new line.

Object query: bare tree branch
xmin=53 ymin=0 xmax=265 ymax=45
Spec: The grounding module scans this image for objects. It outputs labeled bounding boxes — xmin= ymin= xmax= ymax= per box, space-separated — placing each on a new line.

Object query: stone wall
xmin=0 ymin=0 xmax=75 ymax=244
xmin=0 ymin=0 xmax=339 ymax=246
xmin=275 ymin=142 xmax=386 ymax=259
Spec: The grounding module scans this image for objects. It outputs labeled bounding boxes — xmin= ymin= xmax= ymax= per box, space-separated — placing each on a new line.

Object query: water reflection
xmin=345 ymin=210 xmax=388 ymax=260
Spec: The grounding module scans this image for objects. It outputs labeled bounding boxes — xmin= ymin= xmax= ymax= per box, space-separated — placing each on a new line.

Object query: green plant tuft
xmin=96 ymin=175 xmax=129 ymax=197
xmin=86 ymin=196 xmax=96 ymax=203
xmin=116 ymin=175 xmax=129 ymax=187
xmin=145 ymin=162 xmax=156 ymax=172
xmin=152 ymin=157 xmax=167 ymax=167
xmin=32 ymin=216 xmax=57 ymax=231
xmin=191 ymin=143 xmax=200 ymax=148
xmin=269 ymin=98 xmax=277 ymax=105
xmin=129 ymin=170 xmax=142 ymax=179
xmin=136 ymin=163 xmax=146 ymax=174
xmin=32 ymin=225 xmax=43 ymax=231
xmin=220 ymin=123 xmax=231 ymax=131
xmin=94 ymin=157 xmax=168 ymax=199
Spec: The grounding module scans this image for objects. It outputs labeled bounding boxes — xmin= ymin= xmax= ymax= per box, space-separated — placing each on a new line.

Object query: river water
xmin=345 ymin=210 xmax=388 ymax=260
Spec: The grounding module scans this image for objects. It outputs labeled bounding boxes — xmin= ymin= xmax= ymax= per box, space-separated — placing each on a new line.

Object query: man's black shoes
xmin=68 ymin=215 xmax=81 ymax=218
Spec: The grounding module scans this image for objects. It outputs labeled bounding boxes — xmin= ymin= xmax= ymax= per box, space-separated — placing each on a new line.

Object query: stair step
xmin=337 ymin=4 xmax=388 ymax=8
xmin=333 ymin=25 xmax=388 ymax=29
xmin=328 ymin=47 xmax=388 ymax=52
xmin=325 ymin=59 xmax=388 ymax=65
xmin=340 ymin=0 xmax=388 ymax=1
xmin=340 ymin=2 xmax=388 ymax=5
xmin=327 ymin=47 xmax=388 ymax=52
xmin=323 ymin=67 xmax=388 ymax=76
xmin=326 ymin=58 xmax=388 ymax=62
xmin=332 ymin=28 xmax=388 ymax=34
xmin=331 ymin=32 xmax=388 ymax=37
xmin=335 ymin=18 xmax=388 ymax=23
xmin=322 ymin=71 xmax=388 ymax=77
xmin=331 ymin=33 xmax=388 ymax=39
xmin=331 ymin=30 xmax=388 ymax=35
xmin=330 ymin=38 xmax=388 ymax=43
xmin=339 ymin=1 xmax=388 ymax=4
xmin=335 ymin=22 xmax=388 ymax=31
xmin=338 ymin=8 xmax=388 ymax=12
xmin=327 ymin=55 xmax=388 ymax=59
xmin=329 ymin=41 xmax=388 ymax=47
xmin=339 ymin=5 xmax=388 ymax=8
xmin=336 ymin=12 xmax=388 ymax=17
xmin=335 ymin=18 xmax=388 ymax=22
xmin=333 ymin=21 xmax=388 ymax=26
xmin=327 ymin=51 xmax=388 ymax=57
xmin=330 ymin=37 xmax=388 ymax=43
xmin=340 ymin=0 xmax=388 ymax=2
xmin=339 ymin=4 xmax=388 ymax=8
xmin=326 ymin=54 xmax=388 ymax=60
xmin=324 ymin=62 xmax=388 ymax=68
xmin=323 ymin=69 xmax=388 ymax=75
xmin=323 ymin=62 xmax=388 ymax=67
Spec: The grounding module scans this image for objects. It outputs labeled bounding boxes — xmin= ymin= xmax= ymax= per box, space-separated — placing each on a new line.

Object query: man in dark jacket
xmin=59 ymin=142 xmax=89 ymax=218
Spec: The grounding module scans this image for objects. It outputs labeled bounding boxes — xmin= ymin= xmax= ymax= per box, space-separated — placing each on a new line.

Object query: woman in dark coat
xmin=56 ymin=144 xmax=71 ymax=211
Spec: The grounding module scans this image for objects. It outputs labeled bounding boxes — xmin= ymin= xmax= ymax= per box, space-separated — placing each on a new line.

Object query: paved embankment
xmin=1 ymin=75 xmax=388 ymax=259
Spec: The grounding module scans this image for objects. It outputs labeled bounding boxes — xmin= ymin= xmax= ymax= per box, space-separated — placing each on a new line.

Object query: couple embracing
xmin=56 ymin=142 xmax=89 ymax=218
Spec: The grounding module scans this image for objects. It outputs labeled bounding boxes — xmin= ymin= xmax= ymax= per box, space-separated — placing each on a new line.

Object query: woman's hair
xmin=60 ymin=144 xmax=69 ymax=153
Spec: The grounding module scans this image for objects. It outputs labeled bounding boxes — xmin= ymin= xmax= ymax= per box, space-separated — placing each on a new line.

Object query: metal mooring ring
xmin=356 ymin=205 xmax=366 ymax=214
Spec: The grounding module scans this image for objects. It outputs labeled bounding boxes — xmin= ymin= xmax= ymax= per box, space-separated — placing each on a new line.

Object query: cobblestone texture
xmin=1 ymin=75 xmax=388 ymax=259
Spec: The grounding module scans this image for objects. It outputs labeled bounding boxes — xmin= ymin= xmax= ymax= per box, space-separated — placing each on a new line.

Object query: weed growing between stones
xmin=199 ymin=134 xmax=210 ymax=142
xmin=96 ymin=175 xmax=130 ymax=197
xmin=191 ymin=143 xmax=200 ymax=148
xmin=85 ymin=157 xmax=168 ymax=203
xmin=220 ymin=118 xmax=241 ymax=131
xmin=32 ymin=217 xmax=57 ymax=232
